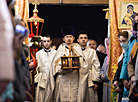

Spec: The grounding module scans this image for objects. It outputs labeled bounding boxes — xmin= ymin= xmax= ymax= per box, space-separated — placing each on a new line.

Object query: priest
xmin=44 ymin=26 xmax=89 ymax=102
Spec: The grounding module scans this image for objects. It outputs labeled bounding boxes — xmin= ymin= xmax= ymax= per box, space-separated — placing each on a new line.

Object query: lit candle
xmin=62 ymin=59 xmax=65 ymax=67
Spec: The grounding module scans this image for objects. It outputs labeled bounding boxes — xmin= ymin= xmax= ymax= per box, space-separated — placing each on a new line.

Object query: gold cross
xmin=32 ymin=0 xmax=40 ymax=12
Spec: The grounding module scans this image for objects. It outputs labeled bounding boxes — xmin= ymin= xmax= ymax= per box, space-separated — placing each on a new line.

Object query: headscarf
xmin=118 ymin=30 xmax=132 ymax=62
xmin=104 ymin=38 xmax=109 ymax=67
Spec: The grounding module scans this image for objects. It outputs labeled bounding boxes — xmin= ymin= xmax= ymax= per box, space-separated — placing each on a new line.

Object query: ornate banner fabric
xmin=15 ymin=0 xmax=29 ymax=23
xmin=108 ymin=0 xmax=122 ymax=81
xmin=15 ymin=0 xmax=29 ymax=44
xmin=108 ymin=0 xmax=137 ymax=81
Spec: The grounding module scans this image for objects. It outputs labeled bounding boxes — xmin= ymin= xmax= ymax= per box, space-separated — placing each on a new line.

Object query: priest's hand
xmin=122 ymin=79 xmax=130 ymax=90
xmin=66 ymin=69 xmax=73 ymax=73
xmin=93 ymin=84 xmax=98 ymax=90
xmin=71 ymin=46 xmax=74 ymax=51
xmin=66 ymin=69 xmax=78 ymax=73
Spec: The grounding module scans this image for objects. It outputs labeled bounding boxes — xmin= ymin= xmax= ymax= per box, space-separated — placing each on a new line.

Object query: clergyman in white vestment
xmin=77 ymin=31 xmax=101 ymax=102
xmin=35 ymin=35 xmax=56 ymax=102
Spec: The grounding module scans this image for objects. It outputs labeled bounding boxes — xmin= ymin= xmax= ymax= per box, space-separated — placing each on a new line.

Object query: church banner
xmin=108 ymin=0 xmax=138 ymax=81
xmin=15 ymin=0 xmax=29 ymax=44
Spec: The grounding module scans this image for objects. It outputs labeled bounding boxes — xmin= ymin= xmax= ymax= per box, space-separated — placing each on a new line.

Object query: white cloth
xmin=35 ymin=48 xmax=56 ymax=102
xmin=82 ymin=46 xmax=100 ymax=102
xmin=0 ymin=0 xmax=14 ymax=80
xmin=82 ymin=46 xmax=100 ymax=87
xmin=118 ymin=49 xmax=125 ymax=63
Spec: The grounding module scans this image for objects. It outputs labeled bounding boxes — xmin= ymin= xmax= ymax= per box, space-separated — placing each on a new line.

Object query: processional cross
xmin=32 ymin=0 xmax=40 ymax=13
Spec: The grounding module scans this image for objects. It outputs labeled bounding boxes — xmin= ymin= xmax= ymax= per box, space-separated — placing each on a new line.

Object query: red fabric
xmin=33 ymin=49 xmax=35 ymax=52
xmin=39 ymin=23 xmax=43 ymax=36
xmin=36 ymin=22 xmax=39 ymax=36
xmin=36 ymin=48 xmax=38 ymax=52
xmin=28 ymin=22 xmax=34 ymax=38
xmin=28 ymin=33 xmax=34 ymax=38
xmin=29 ymin=48 xmax=31 ymax=53
xmin=31 ymin=53 xmax=37 ymax=70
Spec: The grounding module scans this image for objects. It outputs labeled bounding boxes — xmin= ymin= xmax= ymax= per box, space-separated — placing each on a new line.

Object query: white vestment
xmin=35 ymin=48 xmax=56 ymax=102
xmin=43 ymin=43 xmax=90 ymax=102
xmin=82 ymin=46 xmax=100 ymax=102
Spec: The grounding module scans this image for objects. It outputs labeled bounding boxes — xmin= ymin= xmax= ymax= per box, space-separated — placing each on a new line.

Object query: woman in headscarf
xmin=100 ymin=38 xmax=111 ymax=102
xmin=113 ymin=31 xmax=132 ymax=102
xmin=120 ymin=13 xmax=138 ymax=102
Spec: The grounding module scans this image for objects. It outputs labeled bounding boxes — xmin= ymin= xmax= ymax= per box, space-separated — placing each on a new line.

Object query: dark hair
xmin=43 ymin=35 xmax=52 ymax=40
xmin=118 ymin=31 xmax=128 ymax=39
xmin=89 ymin=39 xmax=97 ymax=44
xmin=78 ymin=31 xmax=88 ymax=38
xmin=134 ymin=13 xmax=138 ymax=17
xmin=132 ymin=13 xmax=138 ymax=31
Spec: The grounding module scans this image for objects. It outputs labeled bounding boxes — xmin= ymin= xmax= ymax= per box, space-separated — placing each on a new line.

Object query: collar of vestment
xmin=65 ymin=46 xmax=69 ymax=49
xmin=44 ymin=48 xmax=51 ymax=53
xmin=65 ymin=44 xmax=73 ymax=49
xmin=81 ymin=47 xmax=86 ymax=51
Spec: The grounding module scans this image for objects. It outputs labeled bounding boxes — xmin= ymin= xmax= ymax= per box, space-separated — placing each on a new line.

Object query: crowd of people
xmin=0 ymin=0 xmax=138 ymax=102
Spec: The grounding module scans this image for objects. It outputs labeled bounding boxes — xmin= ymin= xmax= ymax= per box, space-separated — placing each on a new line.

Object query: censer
xmin=61 ymin=46 xmax=80 ymax=69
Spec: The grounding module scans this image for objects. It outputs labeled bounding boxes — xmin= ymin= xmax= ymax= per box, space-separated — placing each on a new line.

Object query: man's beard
xmin=67 ymin=42 xmax=71 ymax=44
xmin=66 ymin=40 xmax=72 ymax=44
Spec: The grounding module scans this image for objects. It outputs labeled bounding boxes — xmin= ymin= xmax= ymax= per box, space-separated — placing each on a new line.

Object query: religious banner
xmin=15 ymin=0 xmax=29 ymax=23
xmin=108 ymin=0 xmax=137 ymax=81
xmin=108 ymin=0 xmax=121 ymax=81
xmin=109 ymin=0 xmax=138 ymax=102
xmin=15 ymin=0 xmax=29 ymax=44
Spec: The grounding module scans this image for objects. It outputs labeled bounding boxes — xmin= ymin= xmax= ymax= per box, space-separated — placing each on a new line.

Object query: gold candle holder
xmin=61 ymin=46 xmax=80 ymax=69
